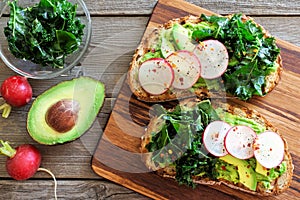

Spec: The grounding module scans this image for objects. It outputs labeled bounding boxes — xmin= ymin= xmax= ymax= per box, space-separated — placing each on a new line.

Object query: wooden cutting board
xmin=92 ymin=0 xmax=300 ymax=199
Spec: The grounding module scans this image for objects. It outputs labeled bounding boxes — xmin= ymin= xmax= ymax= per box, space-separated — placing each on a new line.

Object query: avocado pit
xmin=46 ymin=99 xmax=80 ymax=133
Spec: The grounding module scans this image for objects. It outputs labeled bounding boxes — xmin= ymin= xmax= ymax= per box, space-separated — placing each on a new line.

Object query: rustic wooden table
xmin=0 ymin=0 xmax=299 ymax=199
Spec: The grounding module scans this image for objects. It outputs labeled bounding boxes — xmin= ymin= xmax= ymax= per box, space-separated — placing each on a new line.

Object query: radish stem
xmin=0 ymin=140 xmax=16 ymax=158
xmin=0 ymin=103 xmax=12 ymax=118
xmin=38 ymin=168 xmax=57 ymax=200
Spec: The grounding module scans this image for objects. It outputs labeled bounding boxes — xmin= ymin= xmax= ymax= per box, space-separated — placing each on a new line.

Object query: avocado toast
xmin=128 ymin=14 xmax=282 ymax=102
xmin=140 ymin=99 xmax=293 ymax=196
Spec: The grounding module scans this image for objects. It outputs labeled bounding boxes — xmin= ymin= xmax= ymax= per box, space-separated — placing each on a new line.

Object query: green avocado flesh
xmin=27 ymin=77 xmax=105 ymax=145
xmin=220 ymin=155 xmax=257 ymax=191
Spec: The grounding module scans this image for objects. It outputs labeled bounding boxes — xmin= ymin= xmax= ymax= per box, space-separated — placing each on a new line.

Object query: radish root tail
xmin=38 ymin=168 xmax=57 ymax=200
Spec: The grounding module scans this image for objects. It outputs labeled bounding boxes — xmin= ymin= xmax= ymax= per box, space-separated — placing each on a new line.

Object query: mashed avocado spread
xmin=146 ymin=100 xmax=286 ymax=190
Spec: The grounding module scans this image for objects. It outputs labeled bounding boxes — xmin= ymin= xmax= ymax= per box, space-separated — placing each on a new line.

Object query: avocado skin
xmin=27 ymin=77 xmax=105 ymax=145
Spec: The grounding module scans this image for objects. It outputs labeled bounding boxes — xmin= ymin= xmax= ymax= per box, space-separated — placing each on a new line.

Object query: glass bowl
xmin=0 ymin=0 xmax=92 ymax=79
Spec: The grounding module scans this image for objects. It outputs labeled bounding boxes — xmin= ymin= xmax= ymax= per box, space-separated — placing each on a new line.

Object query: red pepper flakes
xmin=254 ymin=146 xmax=260 ymax=151
xmin=214 ymin=132 xmax=219 ymax=139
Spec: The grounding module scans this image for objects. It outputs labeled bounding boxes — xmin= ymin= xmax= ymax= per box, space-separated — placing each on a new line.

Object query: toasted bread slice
xmin=128 ymin=15 xmax=283 ymax=102
xmin=140 ymin=99 xmax=293 ymax=196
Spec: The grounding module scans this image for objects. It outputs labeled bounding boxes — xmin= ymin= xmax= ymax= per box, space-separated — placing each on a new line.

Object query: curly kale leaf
xmin=146 ymin=100 xmax=220 ymax=187
xmin=4 ymin=0 xmax=85 ymax=68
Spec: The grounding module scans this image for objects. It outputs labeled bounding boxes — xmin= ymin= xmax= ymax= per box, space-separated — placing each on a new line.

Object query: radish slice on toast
xmin=193 ymin=40 xmax=228 ymax=79
xmin=224 ymin=125 xmax=257 ymax=160
xmin=203 ymin=121 xmax=231 ymax=157
xmin=138 ymin=58 xmax=174 ymax=95
xmin=254 ymin=131 xmax=285 ymax=169
xmin=166 ymin=50 xmax=201 ymax=89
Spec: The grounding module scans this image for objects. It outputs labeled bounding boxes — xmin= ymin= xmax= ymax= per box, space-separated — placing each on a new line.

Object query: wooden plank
xmin=0 ymin=180 xmax=148 ymax=199
xmin=84 ymin=0 xmax=300 ymax=15
xmin=252 ymin=17 xmax=300 ymax=48
xmin=3 ymin=0 xmax=300 ymax=16
xmin=92 ymin=0 xmax=300 ymax=199
xmin=0 ymin=113 xmax=105 ymax=179
xmin=0 ymin=118 xmax=111 ymax=179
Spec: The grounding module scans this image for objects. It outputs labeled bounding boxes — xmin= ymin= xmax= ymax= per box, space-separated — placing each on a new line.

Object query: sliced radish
xmin=253 ymin=131 xmax=285 ymax=169
xmin=193 ymin=39 xmax=229 ymax=79
xmin=166 ymin=50 xmax=201 ymax=89
xmin=138 ymin=58 xmax=174 ymax=95
xmin=203 ymin=121 xmax=232 ymax=157
xmin=224 ymin=125 xmax=257 ymax=160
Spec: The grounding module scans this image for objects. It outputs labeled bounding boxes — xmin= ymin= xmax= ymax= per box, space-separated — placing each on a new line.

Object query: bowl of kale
xmin=0 ymin=0 xmax=92 ymax=79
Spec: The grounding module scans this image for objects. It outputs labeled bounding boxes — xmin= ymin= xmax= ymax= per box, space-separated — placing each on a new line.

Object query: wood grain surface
xmin=92 ymin=0 xmax=300 ymax=199
xmin=0 ymin=0 xmax=299 ymax=199
xmin=84 ymin=0 xmax=300 ymax=15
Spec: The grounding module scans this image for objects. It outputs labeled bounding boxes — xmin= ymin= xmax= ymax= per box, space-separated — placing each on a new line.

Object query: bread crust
xmin=140 ymin=99 xmax=293 ymax=196
xmin=128 ymin=15 xmax=283 ymax=102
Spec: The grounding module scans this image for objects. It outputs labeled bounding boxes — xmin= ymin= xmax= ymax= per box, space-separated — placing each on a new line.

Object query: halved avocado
xmin=27 ymin=76 xmax=105 ymax=145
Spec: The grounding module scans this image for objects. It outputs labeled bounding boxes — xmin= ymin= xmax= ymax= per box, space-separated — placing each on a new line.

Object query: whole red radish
xmin=0 ymin=140 xmax=57 ymax=199
xmin=0 ymin=140 xmax=41 ymax=180
xmin=0 ymin=75 xmax=32 ymax=118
